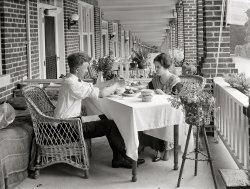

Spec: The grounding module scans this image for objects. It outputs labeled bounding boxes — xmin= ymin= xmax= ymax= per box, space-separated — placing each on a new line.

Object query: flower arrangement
xmin=92 ymin=56 xmax=115 ymax=80
xmin=182 ymin=59 xmax=197 ymax=75
xmin=224 ymin=73 xmax=250 ymax=96
xmin=131 ymin=49 xmax=149 ymax=69
xmin=168 ymin=82 xmax=217 ymax=125
xmin=170 ymin=48 xmax=184 ymax=67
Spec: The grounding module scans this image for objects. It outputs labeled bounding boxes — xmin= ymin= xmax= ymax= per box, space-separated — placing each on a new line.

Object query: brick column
xmin=0 ymin=0 xmax=39 ymax=101
xmin=94 ymin=6 xmax=101 ymax=59
xmin=118 ymin=24 xmax=122 ymax=57
xmin=202 ymin=0 xmax=237 ymax=87
xmin=183 ymin=0 xmax=197 ymax=62
xmin=64 ymin=0 xmax=79 ymax=73
xmin=108 ymin=21 xmax=114 ymax=55
xmin=170 ymin=20 xmax=177 ymax=49
xmin=176 ymin=3 xmax=184 ymax=49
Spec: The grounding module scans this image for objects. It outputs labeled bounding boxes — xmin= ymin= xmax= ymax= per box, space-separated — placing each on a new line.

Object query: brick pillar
xmin=170 ymin=20 xmax=177 ymax=49
xmin=94 ymin=6 xmax=101 ymax=59
xmin=108 ymin=21 xmax=113 ymax=55
xmin=64 ymin=0 xmax=79 ymax=73
xmin=0 ymin=0 xmax=39 ymax=101
xmin=183 ymin=0 xmax=197 ymax=62
xmin=202 ymin=0 xmax=237 ymax=87
xmin=118 ymin=24 xmax=122 ymax=57
xmin=176 ymin=3 xmax=184 ymax=49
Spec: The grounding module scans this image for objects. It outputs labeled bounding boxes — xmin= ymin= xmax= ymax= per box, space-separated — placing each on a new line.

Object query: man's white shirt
xmin=54 ymin=73 xmax=99 ymax=119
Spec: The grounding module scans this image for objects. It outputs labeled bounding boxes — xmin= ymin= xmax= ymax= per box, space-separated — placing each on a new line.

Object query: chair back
xmin=22 ymin=85 xmax=55 ymax=117
xmin=179 ymin=75 xmax=206 ymax=90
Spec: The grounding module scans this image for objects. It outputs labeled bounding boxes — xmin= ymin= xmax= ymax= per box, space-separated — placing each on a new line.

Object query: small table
xmin=83 ymin=95 xmax=191 ymax=181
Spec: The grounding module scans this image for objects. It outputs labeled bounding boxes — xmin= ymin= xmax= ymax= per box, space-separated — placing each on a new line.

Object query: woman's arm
xmin=172 ymin=82 xmax=183 ymax=95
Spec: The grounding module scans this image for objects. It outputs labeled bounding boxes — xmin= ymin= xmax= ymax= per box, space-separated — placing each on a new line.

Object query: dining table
xmin=82 ymin=93 xmax=193 ymax=182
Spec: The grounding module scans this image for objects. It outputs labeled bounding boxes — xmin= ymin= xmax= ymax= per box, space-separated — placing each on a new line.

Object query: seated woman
xmin=139 ymin=52 xmax=182 ymax=162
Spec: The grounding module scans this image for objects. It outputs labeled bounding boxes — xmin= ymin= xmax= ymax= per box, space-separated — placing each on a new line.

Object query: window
xmin=113 ymin=23 xmax=119 ymax=58
xmin=101 ymin=21 xmax=108 ymax=57
xmin=79 ymin=1 xmax=95 ymax=59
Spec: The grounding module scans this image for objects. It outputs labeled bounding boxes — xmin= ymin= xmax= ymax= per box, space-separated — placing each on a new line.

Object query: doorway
xmin=38 ymin=4 xmax=65 ymax=79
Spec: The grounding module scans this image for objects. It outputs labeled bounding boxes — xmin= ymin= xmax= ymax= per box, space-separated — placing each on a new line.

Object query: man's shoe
xmin=112 ymin=159 xmax=132 ymax=169
xmin=112 ymin=158 xmax=145 ymax=169
xmin=137 ymin=158 xmax=145 ymax=165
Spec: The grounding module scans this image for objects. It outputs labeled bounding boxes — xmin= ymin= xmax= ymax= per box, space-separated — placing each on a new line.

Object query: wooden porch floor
xmin=16 ymin=135 xmax=238 ymax=189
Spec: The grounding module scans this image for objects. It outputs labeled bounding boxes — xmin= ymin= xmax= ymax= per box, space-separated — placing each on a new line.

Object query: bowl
xmin=141 ymin=89 xmax=154 ymax=102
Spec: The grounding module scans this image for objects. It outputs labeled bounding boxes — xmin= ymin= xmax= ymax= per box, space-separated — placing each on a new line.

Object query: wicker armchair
xmin=179 ymin=75 xmax=205 ymax=90
xmin=22 ymin=85 xmax=90 ymax=179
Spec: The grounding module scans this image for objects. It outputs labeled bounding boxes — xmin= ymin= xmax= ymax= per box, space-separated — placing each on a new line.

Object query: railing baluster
xmin=213 ymin=77 xmax=249 ymax=170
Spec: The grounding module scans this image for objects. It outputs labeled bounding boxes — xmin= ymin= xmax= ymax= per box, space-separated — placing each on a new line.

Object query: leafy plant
xmin=131 ymin=49 xmax=149 ymax=69
xmin=168 ymin=82 xmax=217 ymax=125
xmin=224 ymin=73 xmax=250 ymax=96
xmin=182 ymin=59 xmax=197 ymax=75
xmin=92 ymin=56 xmax=115 ymax=80
xmin=169 ymin=48 xmax=184 ymax=67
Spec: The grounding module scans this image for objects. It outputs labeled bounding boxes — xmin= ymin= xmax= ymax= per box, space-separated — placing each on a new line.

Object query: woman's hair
xmin=153 ymin=53 xmax=172 ymax=69
xmin=67 ymin=52 xmax=91 ymax=73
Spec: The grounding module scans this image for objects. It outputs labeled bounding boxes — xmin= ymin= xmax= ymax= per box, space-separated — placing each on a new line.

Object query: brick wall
xmin=94 ymin=6 xmax=101 ymax=59
xmin=176 ymin=3 xmax=184 ymax=49
xmin=108 ymin=21 xmax=113 ymax=55
xmin=183 ymin=0 xmax=197 ymax=62
xmin=118 ymin=23 xmax=122 ymax=57
xmin=63 ymin=0 xmax=79 ymax=73
xmin=197 ymin=0 xmax=204 ymax=62
xmin=201 ymin=0 xmax=237 ymax=87
xmin=0 ymin=0 xmax=39 ymax=101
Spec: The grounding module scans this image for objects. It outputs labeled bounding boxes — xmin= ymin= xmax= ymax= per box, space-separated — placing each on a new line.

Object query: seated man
xmin=54 ymin=52 xmax=144 ymax=168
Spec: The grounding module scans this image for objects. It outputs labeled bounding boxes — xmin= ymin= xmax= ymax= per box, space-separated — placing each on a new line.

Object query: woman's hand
xmin=155 ymin=89 xmax=165 ymax=95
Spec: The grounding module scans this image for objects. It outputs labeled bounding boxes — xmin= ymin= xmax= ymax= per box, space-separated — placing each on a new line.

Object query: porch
xmin=16 ymin=134 xmax=237 ymax=189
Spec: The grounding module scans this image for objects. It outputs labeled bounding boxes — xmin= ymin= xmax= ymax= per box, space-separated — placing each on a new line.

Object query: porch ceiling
xmin=97 ymin=0 xmax=178 ymax=47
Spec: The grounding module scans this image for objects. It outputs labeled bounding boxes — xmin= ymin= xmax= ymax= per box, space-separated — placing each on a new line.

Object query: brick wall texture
xmin=176 ymin=3 xmax=184 ymax=50
xmin=94 ymin=6 xmax=101 ymax=59
xmin=201 ymin=0 xmax=236 ymax=87
xmin=0 ymin=0 xmax=39 ymax=102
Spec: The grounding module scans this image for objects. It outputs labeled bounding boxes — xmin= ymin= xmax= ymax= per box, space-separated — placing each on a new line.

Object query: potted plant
xmin=131 ymin=49 xmax=149 ymax=69
xmin=182 ymin=59 xmax=197 ymax=75
xmin=168 ymin=82 xmax=217 ymax=125
xmin=92 ymin=55 xmax=115 ymax=81
xmin=224 ymin=72 xmax=250 ymax=96
xmin=170 ymin=48 xmax=184 ymax=76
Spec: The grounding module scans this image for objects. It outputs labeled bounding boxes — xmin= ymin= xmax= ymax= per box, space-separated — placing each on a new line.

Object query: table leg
xmin=132 ymin=160 xmax=137 ymax=182
xmin=174 ymin=124 xmax=179 ymax=170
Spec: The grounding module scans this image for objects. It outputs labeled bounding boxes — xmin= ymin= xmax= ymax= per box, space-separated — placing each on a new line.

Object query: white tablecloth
xmin=82 ymin=95 xmax=194 ymax=160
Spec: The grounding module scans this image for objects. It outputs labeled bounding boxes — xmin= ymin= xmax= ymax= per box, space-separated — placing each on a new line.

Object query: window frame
xmin=78 ymin=1 xmax=95 ymax=59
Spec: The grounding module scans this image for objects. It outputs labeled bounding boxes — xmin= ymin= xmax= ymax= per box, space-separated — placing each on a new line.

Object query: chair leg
xmin=194 ymin=126 xmax=200 ymax=176
xmin=202 ymin=126 xmax=218 ymax=189
xmin=33 ymin=169 xmax=40 ymax=179
xmin=177 ymin=124 xmax=193 ymax=187
xmin=84 ymin=170 xmax=89 ymax=179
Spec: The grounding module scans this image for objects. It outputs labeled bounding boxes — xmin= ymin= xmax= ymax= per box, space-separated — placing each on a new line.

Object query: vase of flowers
xmin=131 ymin=49 xmax=149 ymax=69
xmin=92 ymin=55 xmax=115 ymax=80
xmin=168 ymin=82 xmax=217 ymax=126
xmin=182 ymin=59 xmax=197 ymax=75
xmin=170 ymin=48 xmax=184 ymax=76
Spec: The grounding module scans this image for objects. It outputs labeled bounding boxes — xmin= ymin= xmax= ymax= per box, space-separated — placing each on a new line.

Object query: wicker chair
xmin=22 ymin=85 xmax=90 ymax=179
xmin=179 ymin=75 xmax=205 ymax=90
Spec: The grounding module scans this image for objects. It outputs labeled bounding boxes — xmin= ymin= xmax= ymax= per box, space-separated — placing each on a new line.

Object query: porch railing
xmin=213 ymin=77 xmax=249 ymax=169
